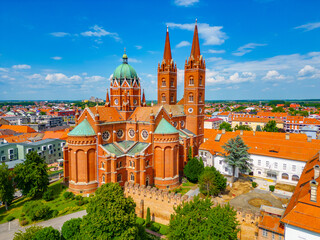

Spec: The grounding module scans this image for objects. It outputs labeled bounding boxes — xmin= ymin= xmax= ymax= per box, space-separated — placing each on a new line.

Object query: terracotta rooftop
xmin=0 ymin=125 xmax=36 ymax=133
xmin=259 ymin=212 xmax=285 ymax=235
xmin=88 ymin=106 xmax=124 ymax=122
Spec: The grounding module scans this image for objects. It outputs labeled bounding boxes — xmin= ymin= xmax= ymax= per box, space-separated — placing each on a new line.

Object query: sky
xmin=0 ymin=0 xmax=320 ymax=101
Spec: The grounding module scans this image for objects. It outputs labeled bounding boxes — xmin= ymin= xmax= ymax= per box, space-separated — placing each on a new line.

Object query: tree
xmin=14 ymin=151 xmax=49 ymax=198
xmin=263 ymin=120 xmax=278 ymax=132
xmin=255 ymin=125 xmax=262 ymax=132
xmin=0 ymin=163 xmax=14 ymax=210
xmin=146 ymin=207 xmax=151 ymax=227
xmin=39 ymin=111 xmax=46 ymax=115
xmin=168 ymin=197 xmax=239 ymax=240
xmin=13 ymin=226 xmax=44 ymax=240
xmin=61 ymin=218 xmax=82 ymax=240
xmin=183 ymin=157 xmax=204 ymax=183
xmin=219 ymin=122 xmax=233 ymax=132
xmin=80 ymin=183 xmax=146 ymax=240
xmin=32 ymin=226 xmax=60 ymax=240
xmin=199 ymin=167 xmax=227 ymax=196
xmin=222 ymin=135 xmax=252 ymax=182
xmin=234 ymin=124 xmax=252 ymax=131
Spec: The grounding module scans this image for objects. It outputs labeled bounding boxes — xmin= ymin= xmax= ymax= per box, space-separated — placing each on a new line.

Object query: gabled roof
xmin=89 ymin=106 xmax=123 ymax=122
xmin=101 ymin=141 xmax=149 ymax=157
xmin=128 ymin=106 xmax=162 ymax=122
xmin=68 ymin=119 xmax=96 ymax=137
xmin=162 ymin=104 xmax=185 ymax=116
xmin=281 ymin=152 xmax=320 ymax=233
xmin=0 ymin=125 xmax=36 ymax=133
xmin=154 ymin=118 xmax=178 ymax=134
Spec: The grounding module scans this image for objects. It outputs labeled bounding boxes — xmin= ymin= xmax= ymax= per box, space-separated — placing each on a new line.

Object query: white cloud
xmin=205 ymin=69 xmax=255 ymax=85
xmin=209 ymin=87 xmax=221 ymax=91
xmin=51 ymin=56 xmax=62 ymax=60
xmin=0 ymin=68 xmax=8 ymax=72
xmin=298 ymin=65 xmax=320 ymax=79
xmin=45 ymin=73 xmax=82 ymax=84
xmin=27 ymin=74 xmax=42 ymax=80
xmin=295 ymin=22 xmax=320 ymax=31
xmin=1 ymin=75 xmax=15 ymax=80
xmin=12 ymin=64 xmax=31 ymax=69
xmin=85 ymin=76 xmax=106 ymax=82
xmin=167 ymin=22 xmax=227 ymax=45
xmin=81 ymin=25 xmax=120 ymax=41
xmin=174 ymin=0 xmax=199 ymax=7
xmin=176 ymin=41 xmax=191 ymax=48
xmin=135 ymin=45 xmax=143 ymax=50
xmin=233 ymin=43 xmax=267 ymax=56
xmin=50 ymin=32 xmax=70 ymax=37
xmin=119 ymin=57 xmax=141 ymax=63
xmin=206 ymin=57 xmax=223 ymax=62
xmin=205 ymin=49 xmax=225 ymax=54
xmin=263 ymin=70 xmax=285 ymax=81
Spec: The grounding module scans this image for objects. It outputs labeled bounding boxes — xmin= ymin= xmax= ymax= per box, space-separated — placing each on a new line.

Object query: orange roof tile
xmin=232 ymin=116 xmax=284 ymax=123
xmin=259 ymin=212 xmax=284 ymax=235
xmin=43 ymin=129 xmax=70 ymax=140
xmin=128 ymin=106 xmax=162 ymax=122
xmin=0 ymin=125 xmax=36 ymax=133
xmin=3 ymin=133 xmax=42 ymax=143
xmin=88 ymin=106 xmax=123 ymax=122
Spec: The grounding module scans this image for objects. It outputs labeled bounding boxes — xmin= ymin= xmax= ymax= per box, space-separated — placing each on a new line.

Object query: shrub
xmin=61 ymin=218 xmax=82 ymax=240
xmin=136 ymin=218 xmax=145 ymax=226
xmin=269 ymin=185 xmax=275 ymax=192
xmin=6 ymin=215 xmax=15 ymax=221
xmin=252 ymin=182 xmax=257 ymax=188
xmin=159 ymin=225 xmax=169 ymax=235
xmin=63 ymin=191 xmax=75 ymax=200
xmin=22 ymin=201 xmax=51 ymax=221
xmin=75 ymin=195 xmax=83 ymax=201
xmin=20 ymin=212 xmax=25 ymax=217
xmin=75 ymin=200 xmax=84 ymax=206
xmin=13 ymin=225 xmax=43 ymax=240
xmin=51 ymin=209 xmax=59 ymax=218
xmin=32 ymin=226 xmax=60 ymax=240
xmin=150 ymin=222 xmax=161 ymax=232
xmin=43 ymin=189 xmax=54 ymax=201
xmin=146 ymin=207 xmax=151 ymax=227
xmin=19 ymin=219 xmax=29 ymax=226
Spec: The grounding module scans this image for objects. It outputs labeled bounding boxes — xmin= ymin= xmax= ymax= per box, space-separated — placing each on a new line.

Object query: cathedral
xmin=63 ymin=22 xmax=206 ymax=194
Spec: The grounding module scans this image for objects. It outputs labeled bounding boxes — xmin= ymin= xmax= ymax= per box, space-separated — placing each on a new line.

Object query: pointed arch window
xmin=117 ymin=174 xmax=122 ymax=182
xmin=170 ymin=79 xmax=174 ymax=87
xmin=188 ymin=93 xmax=194 ymax=102
xmin=199 ymin=77 xmax=203 ymax=86
xmin=162 ymin=79 xmax=166 ymax=87
xmin=162 ymin=94 xmax=166 ymax=102
xmin=199 ymin=93 xmax=202 ymax=103
xmin=102 ymin=174 xmax=105 ymax=183
xmin=101 ymin=162 xmax=105 ymax=169
xmin=170 ymin=94 xmax=174 ymax=103
xmin=189 ymin=77 xmax=194 ymax=86
xmin=130 ymin=173 xmax=135 ymax=181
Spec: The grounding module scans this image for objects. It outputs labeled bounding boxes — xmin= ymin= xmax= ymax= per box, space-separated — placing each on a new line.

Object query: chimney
xmin=285 ymin=133 xmax=290 ymax=140
xmin=253 ymin=130 xmax=256 ymax=136
xmin=307 ymin=136 xmax=312 ymax=142
xmin=240 ymin=130 xmax=243 ymax=136
xmin=310 ymin=180 xmax=318 ymax=202
xmin=314 ymin=165 xmax=320 ymax=179
xmin=222 ymin=129 xmax=226 ymax=134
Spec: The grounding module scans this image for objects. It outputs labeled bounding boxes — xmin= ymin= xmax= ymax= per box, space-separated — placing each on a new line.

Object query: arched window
xmin=189 ymin=77 xmax=194 ymax=86
xmin=130 ymin=161 xmax=132 ymax=167
xmin=292 ymin=175 xmax=299 ymax=181
xmin=199 ymin=77 xmax=202 ymax=86
xmin=146 ymin=160 xmax=149 ymax=166
xmin=117 ymin=174 xmax=122 ymax=182
xmin=282 ymin=173 xmax=289 ymax=180
xmin=162 ymin=94 xmax=166 ymax=102
xmin=101 ymin=162 xmax=105 ymax=169
xmin=170 ymin=79 xmax=174 ymax=87
xmin=102 ymin=175 xmax=105 ymax=183
xmin=170 ymin=95 xmax=174 ymax=103
xmin=132 ymin=161 xmax=135 ymax=168
xmin=119 ymin=161 xmax=122 ymax=168
xmin=130 ymin=173 xmax=134 ymax=181
xmin=146 ymin=177 xmax=150 ymax=186
xmin=189 ymin=93 xmax=194 ymax=102
xmin=162 ymin=79 xmax=166 ymax=87
xmin=199 ymin=93 xmax=202 ymax=102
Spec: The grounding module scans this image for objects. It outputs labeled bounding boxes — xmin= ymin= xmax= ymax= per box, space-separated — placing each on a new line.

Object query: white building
xmin=199 ymin=129 xmax=320 ymax=185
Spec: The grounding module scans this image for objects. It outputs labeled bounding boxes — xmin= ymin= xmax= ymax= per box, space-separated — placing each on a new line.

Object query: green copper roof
xmin=68 ymin=119 xmax=96 ymax=137
xmin=127 ymin=142 xmax=149 ymax=156
xmin=154 ymin=119 xmax=178 ymax=134
xmin=113 ymin=54 xmax=138 ymax=80
xmin=101 ymin=141 xmax=149 ymax=157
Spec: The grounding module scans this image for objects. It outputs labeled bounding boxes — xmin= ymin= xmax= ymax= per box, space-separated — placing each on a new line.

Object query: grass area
xmin=0 ymin=179 xmax=87 ymax=225
xmin=182 ymin=180 xmax=196 ymax=187
xmin=275 ymin=183 xmax=296 ymax=192
xmin=248 ymin=198 xmax=272 ymax=208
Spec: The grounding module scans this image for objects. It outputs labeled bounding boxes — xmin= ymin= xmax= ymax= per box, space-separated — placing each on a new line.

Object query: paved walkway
xmin=185 ymin=187 xmax=200 ymax=197
xmin=0 ymin=210 xmax=87 ymax=240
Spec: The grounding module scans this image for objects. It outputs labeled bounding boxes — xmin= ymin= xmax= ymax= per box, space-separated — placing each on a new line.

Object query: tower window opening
xmin=189 ymin=93 xmax=194 ymax=102
xmin=130 ymin=173 xmax=135 ymax=181
xmin=199 ymin=94 xmax=202 ymax=102
xmin=170 ymin=79 xmax=174 ymax=87
xmin=171 ymin=95 xmax=174 ymax=102
xmin=199 ymin=77 xmax=202 ymax=86
xmin=189 ymin=77 xmax=194 ymax=86
xmin=162 ymin=94 xmax=166 ymax=102
xmin=162 ymin=79 xmax=166 ymax=87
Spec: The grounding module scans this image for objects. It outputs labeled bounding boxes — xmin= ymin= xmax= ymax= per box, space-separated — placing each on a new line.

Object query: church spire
xmin=163 ymin=26 xmax=172 ymax=63
xmin=142 ymin=89 xmax=146 ymax=106
xmin=105 ymin=89 xmax=110 ymax=107
xmin=190 ymin=19 xmax=201 ymax=60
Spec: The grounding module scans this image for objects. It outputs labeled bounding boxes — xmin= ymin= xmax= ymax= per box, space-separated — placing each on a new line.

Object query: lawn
xmin=0 ymin=179 xmax=87 ymax=225
xmin=171 ymin=179 xmax=197 ymax=196
xmin=275 ymin=183 xmax=296 ymax=192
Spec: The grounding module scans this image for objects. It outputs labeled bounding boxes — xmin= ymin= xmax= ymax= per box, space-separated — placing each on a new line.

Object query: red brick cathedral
xmin=64 ymin=23 xmax=206 ymax=194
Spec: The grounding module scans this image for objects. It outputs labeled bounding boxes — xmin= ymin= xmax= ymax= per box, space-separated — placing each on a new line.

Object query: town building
xmin=204 ymin=117 xmax=223 ymax=129
xmin=63 ymin=23 xmax=206 ymax=194
xmin=199 ymin=129 xmax=320 ymax=185
xmin=281 ymin=152 xmax=320 ymax=239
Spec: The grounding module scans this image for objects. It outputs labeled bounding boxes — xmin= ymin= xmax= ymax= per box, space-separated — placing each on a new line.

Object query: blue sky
xmin=1 ymin=0 xmax=320 ymax=100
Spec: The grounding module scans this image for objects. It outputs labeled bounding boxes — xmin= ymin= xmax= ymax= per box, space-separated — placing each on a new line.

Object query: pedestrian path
xmin=185 ymin=187 xmax=200 ymax=197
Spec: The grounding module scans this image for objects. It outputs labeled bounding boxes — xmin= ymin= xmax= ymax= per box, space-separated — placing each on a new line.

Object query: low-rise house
xmin=204 ymin=118 xmax=223 ymax=129
xmin=199 ymin=129 xmax=320 ymax=185
xmin=231 ymin=116 xmax=284 ymax=131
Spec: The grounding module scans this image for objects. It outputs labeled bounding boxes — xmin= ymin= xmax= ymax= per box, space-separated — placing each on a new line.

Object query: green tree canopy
xmin=199 ymin=166 xmax=227 ymax=196
xmin=14 ymin=151 xmax=49 ymax=198
xmin=13 ymin=226 xmax=44 ymax=240
xmin=168 ymin=197 xmax=239 ymax=240
xmin=0 ymin=163 xmax=14 ymax=210
xmin=62 ymin=218 xmax=82 ymax=240
xmin=183 ymin=157 xmax=204 ymax=183
xmin=263 ymin=120 xmax=278 ymax=132
xmin=255 ymin=125 xmax=262 ymax=132
xmin=219 ymin=122 xmax=233 ymax=132
xmin=32 ymin=227 xmax=60 ymax=240
xmin=80 ymin=183 xmax=146 ymax=240
xmin=234 ymin=124 xmax=252 ymax=131
xmin=222 ymin=135 xmax=252 ymax=182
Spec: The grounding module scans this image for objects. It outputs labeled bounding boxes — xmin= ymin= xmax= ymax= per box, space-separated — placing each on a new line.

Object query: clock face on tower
xmin=141 ymin=130 xmax=149 ymax=140
xmin=117 ymin=129 xmax=124 ymax=138
xmin=102 ymin=131 xmax=110 ymax=141
xmin=128 ymin=129 xmax=135 ymax=138
xmin=188 ymin=108 xmax=193 ymax=113
xmin=114 ymin=99 xmax=119 ymax=105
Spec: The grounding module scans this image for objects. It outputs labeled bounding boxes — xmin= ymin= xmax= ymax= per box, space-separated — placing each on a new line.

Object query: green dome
xmin=113 ymin=54 xmax=138 ymax=80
